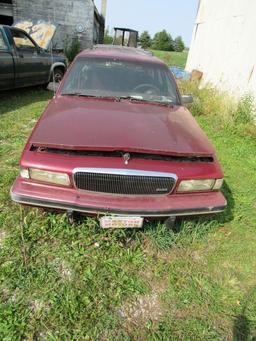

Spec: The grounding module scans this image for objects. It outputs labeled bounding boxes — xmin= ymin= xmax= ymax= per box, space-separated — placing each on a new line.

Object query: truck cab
xmin=0 ymin=25 xmax=66 ymax=91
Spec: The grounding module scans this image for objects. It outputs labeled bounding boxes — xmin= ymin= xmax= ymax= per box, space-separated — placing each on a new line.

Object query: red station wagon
xmin=11 ymin=46 xmax=227 ymax=228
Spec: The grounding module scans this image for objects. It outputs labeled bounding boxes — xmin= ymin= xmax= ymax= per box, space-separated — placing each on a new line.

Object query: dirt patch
xmin=118 ymin=267 xmax=169 ymax=334
xmin=141 ymin=268 xmax=168 ymax=294
xmin=52 ymin=258 xmax=72 ymax=281
xmin=119 ymin=293 xmax=164 ymax=327
xmin=31 ymin=299 xmax=44 ymax=313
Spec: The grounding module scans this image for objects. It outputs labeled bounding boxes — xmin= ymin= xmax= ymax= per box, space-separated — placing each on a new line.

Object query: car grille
xmin=73 ymin=169 xmax=176 ymax=195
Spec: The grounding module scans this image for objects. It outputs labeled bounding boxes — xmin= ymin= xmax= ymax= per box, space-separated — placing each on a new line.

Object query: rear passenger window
xmin=0 ymin=32 xmax=8 ymax=50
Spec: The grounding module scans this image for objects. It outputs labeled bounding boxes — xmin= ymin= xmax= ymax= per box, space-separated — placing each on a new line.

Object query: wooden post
xmin=101 ymin=0 xmax=107 ymax=19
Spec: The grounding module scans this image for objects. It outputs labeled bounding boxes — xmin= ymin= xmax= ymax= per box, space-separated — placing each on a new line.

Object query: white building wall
xmin=186 ymin=0 xmax=256 ymax=96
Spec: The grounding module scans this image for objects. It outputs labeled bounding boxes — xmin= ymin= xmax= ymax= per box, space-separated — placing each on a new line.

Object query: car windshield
xmin=61 ymin=57 xmax=179 ymax=104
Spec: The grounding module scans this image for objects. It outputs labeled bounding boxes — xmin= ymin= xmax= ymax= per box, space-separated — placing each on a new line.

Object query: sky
xmin=94 ymin=0 xmax=198 ymax=46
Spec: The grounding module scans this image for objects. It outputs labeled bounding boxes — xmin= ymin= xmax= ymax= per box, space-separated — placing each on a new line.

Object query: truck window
xmin=0 ymin=31 xmax=8 ymax=50
xmin=11 ymin=30 xmax=36 ymax=51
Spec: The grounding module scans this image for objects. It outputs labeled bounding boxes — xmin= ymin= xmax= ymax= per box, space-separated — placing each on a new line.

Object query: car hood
xmin=30 ymin=96 xmax=215 ymax=156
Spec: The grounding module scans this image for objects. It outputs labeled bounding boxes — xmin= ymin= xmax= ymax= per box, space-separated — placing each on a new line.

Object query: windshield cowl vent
xmin=30 ymin=145 xmax=214 ymax=163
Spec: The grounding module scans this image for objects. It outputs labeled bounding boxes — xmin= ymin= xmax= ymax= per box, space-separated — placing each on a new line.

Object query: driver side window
xmin=11 ymin=30 xmax=37 ymax=51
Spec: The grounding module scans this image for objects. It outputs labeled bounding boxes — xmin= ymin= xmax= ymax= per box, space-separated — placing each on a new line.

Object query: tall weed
xmin=179 ymin=80 xmax=256 ymax=136
xmin=64 ymin=36 xmax=81 ymax=63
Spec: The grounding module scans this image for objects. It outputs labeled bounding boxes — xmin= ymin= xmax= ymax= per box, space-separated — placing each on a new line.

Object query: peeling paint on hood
xmin=13 ymin=20 xmax=56 ymax=49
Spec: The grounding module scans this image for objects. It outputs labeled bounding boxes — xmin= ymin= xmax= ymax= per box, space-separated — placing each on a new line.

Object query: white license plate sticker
xmin=100 ymin=216 xmax=144 ymax=229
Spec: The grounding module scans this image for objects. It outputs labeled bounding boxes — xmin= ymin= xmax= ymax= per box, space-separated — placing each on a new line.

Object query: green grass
xmin=151 ymin=50 xmax=188 ymax=68
xmin=0 ymin=86 xmax=256 ymax=340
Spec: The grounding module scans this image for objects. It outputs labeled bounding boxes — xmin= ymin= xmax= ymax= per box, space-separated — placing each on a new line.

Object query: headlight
xmin=20 ymin=168 xmax=70 ymax=186
xmin=212 ymin=178 xmax=224 ymax=190
xmin=20 ymin=167 xmax=30 ymax=179
xmin=177 ymin=179 xmax=223 ymax=192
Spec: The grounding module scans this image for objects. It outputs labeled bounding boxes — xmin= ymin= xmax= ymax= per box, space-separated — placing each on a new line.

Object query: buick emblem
xmin=123 ymin=153 xmax=130 ymax=165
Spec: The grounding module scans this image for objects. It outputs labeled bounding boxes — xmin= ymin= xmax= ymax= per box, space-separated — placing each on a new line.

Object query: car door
xmin=10 ymin=28 xmax=51 ymax=87
xmin=0 ymin=29 xmax=14 ymax=90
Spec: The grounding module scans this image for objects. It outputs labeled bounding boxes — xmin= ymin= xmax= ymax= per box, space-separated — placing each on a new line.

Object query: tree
xmin=103 ymin=28 xmax=113 ymax=45
xmin=174 ymin=36 xmax=185 ymax=52
xmin=139 ymin=31 xmax=151 ymax=49
xmin=151 ymin=30 xmax=174 ymax=51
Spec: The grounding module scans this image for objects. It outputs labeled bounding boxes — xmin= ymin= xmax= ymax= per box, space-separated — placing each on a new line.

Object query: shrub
xmin=64 ymin=36 xmax=81 ymax=63
xmin=233 ymin=94 xmax=255 ymax=124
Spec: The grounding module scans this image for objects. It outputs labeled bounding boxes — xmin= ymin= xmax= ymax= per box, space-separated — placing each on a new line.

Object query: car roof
xmin=77 ymin=45 xmax=166 ymax=65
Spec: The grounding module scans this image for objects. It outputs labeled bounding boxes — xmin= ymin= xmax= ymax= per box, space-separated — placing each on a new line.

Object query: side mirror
xmin=181 ymin=95 xmax=193 ymax=104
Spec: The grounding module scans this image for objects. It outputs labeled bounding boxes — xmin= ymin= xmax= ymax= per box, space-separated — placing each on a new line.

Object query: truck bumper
xmin=11 ymin=177 xmax=227 ymax=218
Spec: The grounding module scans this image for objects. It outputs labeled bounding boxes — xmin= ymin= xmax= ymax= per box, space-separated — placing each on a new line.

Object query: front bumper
xmin=11 ymin=177 xmax=227 ymax=217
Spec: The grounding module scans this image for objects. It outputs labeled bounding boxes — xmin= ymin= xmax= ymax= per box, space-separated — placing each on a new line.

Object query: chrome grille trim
xmin=73 ymin=168 xmax=177 ymax=195
xmin=73 ymin=168 xmax=177 ymax=178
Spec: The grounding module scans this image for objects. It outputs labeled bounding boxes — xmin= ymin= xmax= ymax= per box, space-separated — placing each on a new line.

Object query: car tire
xmin=52 ymin=67 xmax=64 ymax=83
xmin=164 ymin=216 xmax=176 ymax=229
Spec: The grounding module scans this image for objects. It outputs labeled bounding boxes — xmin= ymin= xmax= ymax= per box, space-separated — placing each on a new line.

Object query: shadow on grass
xmin=233 ymin=315 xmax=251 ymax=341
xmin=218 ymin=180 xmax=235 ymax=224
xmin=49 ymin=180 xmax=235 ymax=250
xmin=233 ymin=287 xmax=256 ymax=341
xmin=139 ymin=181 xmax=235 ymax=249
xmin=0 ymin=87 xmax=52 ymax=116
xmin=170 ymin=180 xmax=235 ymax=233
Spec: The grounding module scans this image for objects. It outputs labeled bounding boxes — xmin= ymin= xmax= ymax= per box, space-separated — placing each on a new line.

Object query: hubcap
xmin=54 ymin=73 xmax=62 ymax=83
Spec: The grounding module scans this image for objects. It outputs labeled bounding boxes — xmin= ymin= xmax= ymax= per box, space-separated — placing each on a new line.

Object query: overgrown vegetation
xmin=0 ymin=61 xmax=256 ymax=338
xmin=180 ymin=80 xmax=256 ymax=137
xmin=64 ymin=36 xmax=81 ymax=63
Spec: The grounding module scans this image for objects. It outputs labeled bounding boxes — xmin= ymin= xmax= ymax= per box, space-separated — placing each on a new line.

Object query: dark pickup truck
xmin=0 ymin=25 xmax=66 ymax=91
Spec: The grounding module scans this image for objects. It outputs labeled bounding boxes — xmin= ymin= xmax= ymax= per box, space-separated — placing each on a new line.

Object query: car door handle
xmin=19 ymin=53 xmax=24 ymax=58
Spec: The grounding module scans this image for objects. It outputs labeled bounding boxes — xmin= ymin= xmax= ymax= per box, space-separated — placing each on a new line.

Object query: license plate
xmin=100 ymin=216 xmax=144 ymax=229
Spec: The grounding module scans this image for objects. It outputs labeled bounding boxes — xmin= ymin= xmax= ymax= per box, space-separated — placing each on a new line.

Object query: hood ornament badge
xmin=123 ymin=153 xmax=131 ymax=165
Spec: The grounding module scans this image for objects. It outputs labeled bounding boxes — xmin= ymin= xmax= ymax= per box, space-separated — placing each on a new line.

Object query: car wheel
xmin=52 ymin=67 xmax=64 ymax=83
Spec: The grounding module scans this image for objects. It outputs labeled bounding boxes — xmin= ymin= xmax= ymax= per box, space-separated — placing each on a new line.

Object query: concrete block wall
xmin=12 ymin=0 xmax=97 ymax=49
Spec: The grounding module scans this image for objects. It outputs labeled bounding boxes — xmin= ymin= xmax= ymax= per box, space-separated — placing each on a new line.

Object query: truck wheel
xmin=52 ymin=67 xmax=64 ymax=83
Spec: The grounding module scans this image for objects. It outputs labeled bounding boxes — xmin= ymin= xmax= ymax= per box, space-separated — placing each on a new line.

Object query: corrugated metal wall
xmin=186 ymin=0 xmax=256 ymax=96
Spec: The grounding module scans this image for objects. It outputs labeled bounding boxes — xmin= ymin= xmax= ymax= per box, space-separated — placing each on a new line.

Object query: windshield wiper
xmin=61 ymin=93 xmax=175 ymax=106
xmin=61 ymin=92 xmax=119 ymax=100
xmin=118 ymin=95 xmax=175 ymax=106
